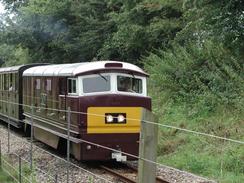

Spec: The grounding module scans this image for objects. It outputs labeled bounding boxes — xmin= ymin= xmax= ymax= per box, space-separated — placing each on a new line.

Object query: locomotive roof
xmin=23 ymin=61 xmax=148 ymax=77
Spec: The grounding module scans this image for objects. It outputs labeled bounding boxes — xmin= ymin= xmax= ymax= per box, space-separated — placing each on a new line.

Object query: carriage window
xmin=14 ymin=73 xmax=18 ymax=91
xmin=9 ymin=73 xmax=16 ymax=91
xmin=46 ymin=79 xmax=52 ymax=91
xmin=35 ymin=79 xmax=41 ymax=90
xmin=117 ymin=76 xmax=142 ymax=94
xmin=68 ymin=78 xmax=77 ymax=94
xmin=4 ymin=74 xmax=7 ymax=90
xmin=83 ymin=76 xmax=110 ymax=93
xmin=9 ymin=73 xmax=13 ymax=91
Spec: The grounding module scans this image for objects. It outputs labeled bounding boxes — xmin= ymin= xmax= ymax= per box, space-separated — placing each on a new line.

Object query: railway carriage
xmin=0 ymin=64 xmax=46 ymax=128
xmin=1 ymin=61 xmax=151 ymax=161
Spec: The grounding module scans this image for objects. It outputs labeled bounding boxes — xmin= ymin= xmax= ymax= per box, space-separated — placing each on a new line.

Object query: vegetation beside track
xmin=0 ymin=155 xmax=36 ymax=183
xmin=143 ymin=2 xmax=243 ymax=182
xmin=0 ymin=169 xmax=15 ymax=183
xmin=144 ymin=35 xmax=243 ymax=183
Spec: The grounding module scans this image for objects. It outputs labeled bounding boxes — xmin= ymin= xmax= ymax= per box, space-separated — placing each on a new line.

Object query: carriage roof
xmin=0 ymin=65 xmax=24 ymax=73
xmin=0 ymin=64 xmax=47 ymax=74
xmin=23 ymin=61 xmax=148 ymax=77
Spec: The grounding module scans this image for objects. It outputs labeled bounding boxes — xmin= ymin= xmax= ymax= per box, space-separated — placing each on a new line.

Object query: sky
xmin=0 ymin=2 xmax=5 ymax=14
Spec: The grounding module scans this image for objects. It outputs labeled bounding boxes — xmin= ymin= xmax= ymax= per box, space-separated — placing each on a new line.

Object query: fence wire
xmin=0 ymin=97 xmax=242 ymax=183
xmin=0 ymin=98 xmax=243 ymax=145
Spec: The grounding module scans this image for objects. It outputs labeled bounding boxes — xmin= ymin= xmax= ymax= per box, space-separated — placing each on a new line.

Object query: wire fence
xmin=0 ymin=97 xmax=243 ymax=183
xmin=0 ymin=130 xmax=113 ymax=183
xmin=0 ymin=98 xmax=243 ymax=145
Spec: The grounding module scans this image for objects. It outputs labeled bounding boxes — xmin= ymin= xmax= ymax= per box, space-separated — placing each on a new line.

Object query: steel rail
xmin=100 ymin=165 xmax=136 ymax=183
xmin=100 ymin=164 xmax=170 ymax=183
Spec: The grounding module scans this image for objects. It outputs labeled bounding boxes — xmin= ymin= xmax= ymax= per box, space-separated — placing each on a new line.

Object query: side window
xmin=9 ymin=73 xmax=13 ymax=91
xmin=59 ymin=78 xmax=67 ymax=95
xmin=46 ymin=79 xmax=52 ymax=91
xmin=4 ymin=74 xmax=7 ymax=90
xmin=9 ymin=73 xmax=16 ymax=91
xmin=35 ymin=79 xmax=41 ymax=90
xmin=14 ymin=73 xmax=18 ymax=91
xmin=68 ymin=78 xmax=77 ymax=94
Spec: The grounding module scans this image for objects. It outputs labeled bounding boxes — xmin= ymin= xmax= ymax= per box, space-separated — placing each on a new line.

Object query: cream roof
xmin=23 ymin=61 xmax=148 ymax=77
xmin=0 ymin=65 xmax=24 ymax=73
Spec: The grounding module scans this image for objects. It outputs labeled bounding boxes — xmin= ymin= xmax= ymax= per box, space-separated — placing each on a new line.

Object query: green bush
xmin=144 ymin=40 xmax=243 ymax=117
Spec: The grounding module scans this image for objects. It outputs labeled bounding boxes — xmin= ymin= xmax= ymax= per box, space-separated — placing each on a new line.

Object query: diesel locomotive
xmin=0 ymin=61 xmax=151 ymax=161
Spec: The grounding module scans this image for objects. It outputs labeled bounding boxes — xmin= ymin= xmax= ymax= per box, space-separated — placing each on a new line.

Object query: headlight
xmin=117 ymin=114 xmax=125 ymax=123
xmin=105 ymin=113 xmax=126 ymax=123
xmin=106 ymin=115 xmax=114 ymax=123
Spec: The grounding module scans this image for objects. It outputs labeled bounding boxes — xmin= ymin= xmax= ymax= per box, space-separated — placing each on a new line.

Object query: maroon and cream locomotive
xmin=0 ymin=61 xmax=151 ymax=161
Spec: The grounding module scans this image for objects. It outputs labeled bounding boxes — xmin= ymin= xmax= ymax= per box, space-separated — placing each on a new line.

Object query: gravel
xmin=0 ymin=123 xmax=217 ymax=183
xmin=127 ymin=161 xmax=216 ymax=183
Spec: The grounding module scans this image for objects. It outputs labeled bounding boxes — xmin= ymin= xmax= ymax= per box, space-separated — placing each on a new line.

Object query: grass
xmin=0 ymin=169 xmax=15 ymax=183
xmin=0 ymin=155 xmax=37 ymax=183
xmin=156 ymin=104 xmax=244 ymax=183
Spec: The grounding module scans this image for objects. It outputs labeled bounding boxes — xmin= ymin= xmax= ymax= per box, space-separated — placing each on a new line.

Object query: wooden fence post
xmin=138 ymin=108 xmax=158 ymax=183
xmin=0 ymin=140 xmax=2 ymax=170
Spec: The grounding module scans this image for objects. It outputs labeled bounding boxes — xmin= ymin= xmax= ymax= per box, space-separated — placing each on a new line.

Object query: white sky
xmin=0 ymin=2 xmax=5 ymax=14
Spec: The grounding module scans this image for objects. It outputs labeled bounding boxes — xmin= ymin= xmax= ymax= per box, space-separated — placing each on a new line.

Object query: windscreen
xmin=117 ymin=76 xmax=142 ymax=94
xmin=83 ymin=76 xmax=110 ymax=93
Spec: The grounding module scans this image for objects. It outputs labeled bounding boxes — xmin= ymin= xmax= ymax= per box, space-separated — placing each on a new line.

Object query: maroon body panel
xmin=77 ymin=94 xmax=151 ymax=131
xmin=80 ymin=134 xmax=139 ymax=160
xmin=73 ymin=94 xmax=151 ymax=160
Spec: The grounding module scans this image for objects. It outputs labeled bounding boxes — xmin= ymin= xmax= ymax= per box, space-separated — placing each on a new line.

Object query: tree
xmin=98 ymin=0 xmax=183 ymax=64
xmin=0 ymin=0 xmax=184 ymax=65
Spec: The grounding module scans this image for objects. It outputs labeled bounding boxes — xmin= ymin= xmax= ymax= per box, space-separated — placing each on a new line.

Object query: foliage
xmin=143 ymin=1 xmax=243 ymax=182
xmin=1 ymin=0 xmax=28 ymax=12
xmin=178 ymin=0 xmax=244 ymax=58
xmin=98 ymin=0 xmax=183 ymax=64
xmin=0 ymin=0 xmax=184 ymax=64
xmin=0 ymin=44 xmax=30 ymax=66
xmin=144 ymin=41 xmax=243 ymax=115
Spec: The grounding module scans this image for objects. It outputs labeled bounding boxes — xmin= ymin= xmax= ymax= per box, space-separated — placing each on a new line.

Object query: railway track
xmin=0 ymin=122 xmax=215 ymax=183
xmin=0 ymin=122 xmax=169 ymax=183
xmin=100 ymin=163 xmax=170 ymax=183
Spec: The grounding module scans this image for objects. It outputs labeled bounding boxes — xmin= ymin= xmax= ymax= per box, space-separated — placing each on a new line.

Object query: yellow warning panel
xmin=87 ymin=107 xmax=142 ymax=134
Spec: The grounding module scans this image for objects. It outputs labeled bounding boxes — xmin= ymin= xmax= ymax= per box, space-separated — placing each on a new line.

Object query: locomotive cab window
xmin=68 ymin=78 xmax=77 ymax=94
xmin=83 ymin=75 xmax=110 ymax=93
xmin=117 ymin=76 xmax=142 ymax=94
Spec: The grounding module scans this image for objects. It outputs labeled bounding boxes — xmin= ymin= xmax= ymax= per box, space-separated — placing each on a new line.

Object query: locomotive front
xmin=72 ymin=62 xmax=151 ymax=161
xmin=22 ymin=61 xmax=151 ymax=161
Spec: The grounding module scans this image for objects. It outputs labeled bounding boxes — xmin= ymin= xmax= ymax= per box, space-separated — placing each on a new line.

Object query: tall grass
xmin=0 ymin=169 xmax=15 ymax=183
xmin=1 ymin=155 xmax=37 ymax=183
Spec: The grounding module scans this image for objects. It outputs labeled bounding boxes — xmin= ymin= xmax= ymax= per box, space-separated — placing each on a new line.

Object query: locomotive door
xmin=58 ymin=77 xmax=67 ymax=122
xmin=65 ymin=78 xmax=79 ymax=132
